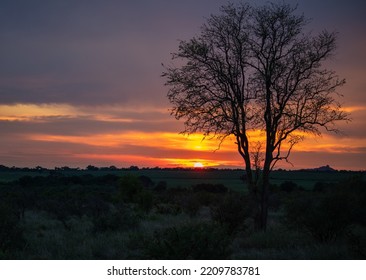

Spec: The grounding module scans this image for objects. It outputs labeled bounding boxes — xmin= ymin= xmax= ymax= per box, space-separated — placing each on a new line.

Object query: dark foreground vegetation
xmin=0 ymin=168 xmax=365 ymax=259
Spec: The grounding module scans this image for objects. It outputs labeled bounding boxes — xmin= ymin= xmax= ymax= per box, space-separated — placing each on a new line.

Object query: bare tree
xmin=162 ymin=2 xmax=347 ymax=230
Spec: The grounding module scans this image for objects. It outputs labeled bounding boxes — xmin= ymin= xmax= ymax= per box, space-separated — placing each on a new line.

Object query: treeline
xmin=0 ymin=164 xmax=244 ymax=172
xmin=1 ymin=164 xmax=364 ymax=174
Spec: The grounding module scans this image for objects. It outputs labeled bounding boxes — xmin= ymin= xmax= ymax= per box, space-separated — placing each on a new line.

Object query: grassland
xmin=0 ymin=167 xmax=365 ymax=260
xmin=1 ymin=167 xmax=363 ymax=191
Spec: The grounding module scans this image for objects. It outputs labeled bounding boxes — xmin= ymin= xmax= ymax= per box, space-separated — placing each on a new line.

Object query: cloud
xmin=0 ymin=1 xmax=224 ymax=107
xmin=0 ymin=0 xmax=365 ymax=170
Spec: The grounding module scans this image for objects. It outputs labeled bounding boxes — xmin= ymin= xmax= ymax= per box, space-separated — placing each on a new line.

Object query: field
xmin=1 ymin=168 xmax=362 ymax=191
xmin=0 ymin=167 xmax=365 ymax=260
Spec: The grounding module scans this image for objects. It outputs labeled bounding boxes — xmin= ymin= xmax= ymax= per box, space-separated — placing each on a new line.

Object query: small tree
xmin=163 ymin=2 xmax=347 ymax=230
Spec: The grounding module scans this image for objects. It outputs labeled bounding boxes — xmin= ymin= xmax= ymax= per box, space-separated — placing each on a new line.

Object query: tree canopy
xmin=163 ymin=2 xmax=347 ymax=230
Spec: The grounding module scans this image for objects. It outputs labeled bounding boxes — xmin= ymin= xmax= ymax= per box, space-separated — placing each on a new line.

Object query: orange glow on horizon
xmin=1 ymin=103 xmax=363 ymax=170
xmin=27 ymin=131 xmax=238 ymax=151
xmin=24 ymin=128 xmax=364 ymax=169
xmin=73 ymin=153 xmax=238 ymax=168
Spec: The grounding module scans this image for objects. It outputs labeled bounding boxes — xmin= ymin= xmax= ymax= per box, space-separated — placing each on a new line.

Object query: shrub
xmin=346 ymin=225 xmax=366 ymax=258
xmin=138 ymin=175 xmax=154 ymax=188
xmin=84 ymin=196 xmax=110 ymax=219
xmin=93 ymin=204 xmax=140 ymax=232
xmin=284 ymin=193 xmax=352 ymax=243
xmin=135 ymin=191 xmax=154 ymax=213
xmin=210 ymin=193 xmax=249 ymax=233
xmin=341 ymin=177 xmax=366 ymax=226
xmin=195 ymin=191 xmax=221 ymax=206
xmin=0 ymin=203 xmax=25 ymax=257
xmin=143 ymin=222 xmax=231 ymax=259
xmin=118 ymin=175 xmax=143 ymax=202
xmin=155 ymin=203 xmax=181 ymax=215
xmin=177 ymin=193 xmax=201 ymax=217
xmin=157 ymin=187 xmax=190 ymax=206
xmin=192 ymin=183 xmax=228 ymax=193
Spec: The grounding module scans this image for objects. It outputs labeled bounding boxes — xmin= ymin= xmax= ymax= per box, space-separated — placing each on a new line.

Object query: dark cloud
xmin=2 ymin=0 xmax=362 ymax=107
xmin=0 ymin=0 xmax=365 ymax=169
xmin=0 ymin=0 xmax=225 ymax=106
xmin=0 ymin=112 xmax=180 ymax=136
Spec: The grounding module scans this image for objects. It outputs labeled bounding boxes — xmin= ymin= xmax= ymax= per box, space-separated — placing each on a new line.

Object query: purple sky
xmin=0 ymin=0 xmax=365 ymax=170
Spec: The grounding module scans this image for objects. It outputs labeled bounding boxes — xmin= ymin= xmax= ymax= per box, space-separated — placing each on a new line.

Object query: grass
xmin=13 ymin=206 xmax=361 ymax=260
xmin=19 ymin=211 xmax=132 ymax=259
xmin=231 ymin=222 xmax=356 ymax=259
xmin=1 ymin=169 xmax=364 ymax=260
xmin=1 ymin=168 xmax=362 ymax=191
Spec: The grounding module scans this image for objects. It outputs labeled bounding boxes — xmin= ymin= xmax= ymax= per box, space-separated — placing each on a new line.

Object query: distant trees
xmin=163 ymin=2 xmax=348 ymax=230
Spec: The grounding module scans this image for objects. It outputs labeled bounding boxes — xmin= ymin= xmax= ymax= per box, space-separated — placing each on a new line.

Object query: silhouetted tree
xmin=86 ymin=165 xmax=99 ymax=171
xmin=163 ymin=2 xmax=347 ymax=230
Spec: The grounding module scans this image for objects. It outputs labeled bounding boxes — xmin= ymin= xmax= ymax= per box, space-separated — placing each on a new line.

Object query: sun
xmin=193 ymin=162 xmax=204 ymax=168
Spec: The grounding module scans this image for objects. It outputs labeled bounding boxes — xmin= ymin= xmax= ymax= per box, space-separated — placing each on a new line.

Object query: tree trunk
xmin=257 ymin=147 xmax=272 ymax=231
xmin=259 ymin=166 xmax=270 ymax=231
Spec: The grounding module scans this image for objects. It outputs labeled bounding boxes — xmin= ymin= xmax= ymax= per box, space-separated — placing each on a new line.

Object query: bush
xmin=284 ymin=193 xmax=352 ymax=243
xmin=195 ymin=191 xmax=221 ymax=206
xmin=341 ymin=177 xmax=366 ymax=226
xmin=84 ymin=196 xmax=110 ymax=219
xmin=346 ymin=225 xmax=366 ymax=258
xmin=155 ymin=203 xmax=181 ymax=215
xmin=135 ymin=191 xmax=154 ymax=213
xmin=143 ymin=222 xmax=231 ymax=259
xmin=0 ymin=203 xmax=25 ymax=257
xmin=116 ymin=175 xmax=154 ymax=213
xmin=93 ymin=204 xmax=140 ymax=232
xmin=210 ymin=193 xmax=249 ymax=233
xmin=171 ymin=192 xmax=200 ymax=217
xmin=138 ymin=175 xmax=154 ymax=188
xmin=192 ymin=183 xmax=228 ymax=193
xmin=118 ymin=175 xmax=143 ymax=202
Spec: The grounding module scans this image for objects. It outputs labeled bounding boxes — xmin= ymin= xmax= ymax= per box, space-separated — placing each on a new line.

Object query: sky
xmin=0 ymin=0 xmax=365 ymax=170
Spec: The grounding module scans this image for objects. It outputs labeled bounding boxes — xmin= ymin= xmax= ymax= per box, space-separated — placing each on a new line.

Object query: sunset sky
xmin=0 ymin=0 xmax=365 ymax=170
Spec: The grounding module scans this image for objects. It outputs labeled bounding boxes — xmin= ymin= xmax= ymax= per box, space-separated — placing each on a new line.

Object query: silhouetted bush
xmin=346 ymin=225 xmax=366 ymax=258
xmin=268 ymin=192 xmax=282 ymax=211
xmin=18 ymin=175 xmax=37 ymax=187
xmin=39 ymin=199 xmax=79 ymax=230
xmin=135 ymin=190 xmax=154 ymax=213
xmin=84 ymin=196 xmax=110 ymax=219
xmin=340 ymin=176 xmax=366 ymax=226
xmin=143 ymin=222 xmax=231 ymax=259
xmin=117 ymin=175 xmax=154 ymax=213
xmin=0 ymin=203 xmax=25 ymax=257
xmin=0 ymin=184 xmax=36 ymax=219
xmin=117 ymin=175 xmax=143 ymax=202
xmin=157 ymin=187 xmax=190 ymax=205
xmin=284 ymin=193 xmax=352 ymax=242
xmin=194 ymin=191 xmax=222 ymax=207
xmin=177 ymin=193 xmax=201 ymax=217
xmin=93 ymin=204 xmax=139 ymax=232
xmin=155 ymin=203 xmax=181 ymax=215
xmin=210 ymin=193 xmax=249 ymax=233
xmin=138 ymin=175 xmax=154 ymax=188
